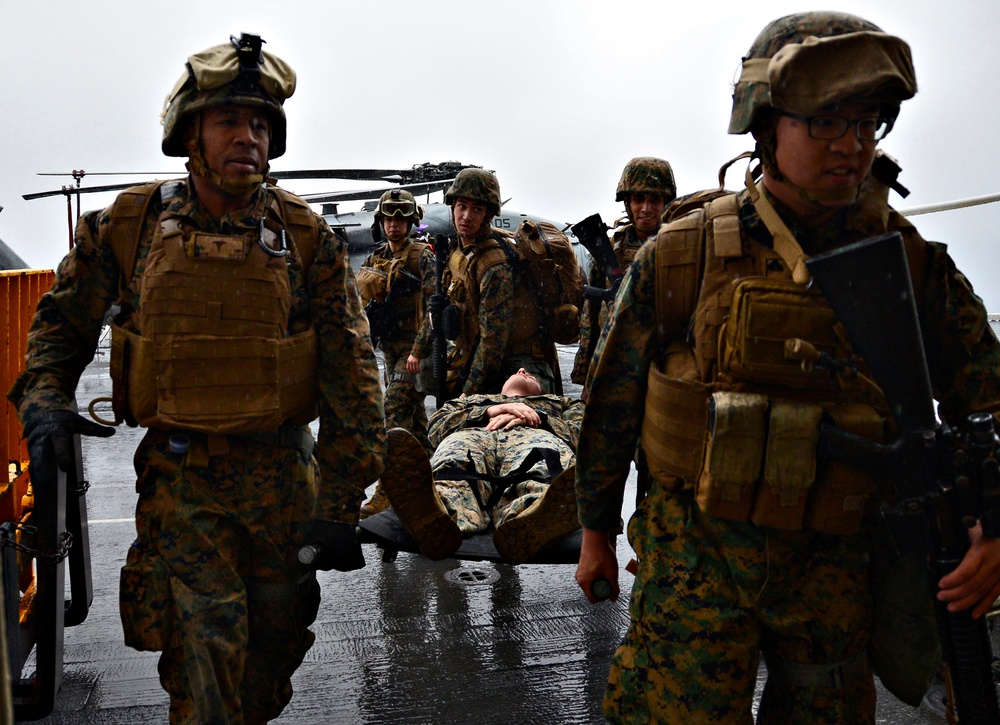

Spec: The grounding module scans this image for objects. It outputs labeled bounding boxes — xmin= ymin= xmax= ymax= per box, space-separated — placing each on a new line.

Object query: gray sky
xmin=3 ymin=0 xmax=999 ymax=307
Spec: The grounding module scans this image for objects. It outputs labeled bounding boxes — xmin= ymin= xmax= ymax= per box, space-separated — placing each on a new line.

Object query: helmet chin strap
xmin=184 ymin=115 xmax=265 ymax=198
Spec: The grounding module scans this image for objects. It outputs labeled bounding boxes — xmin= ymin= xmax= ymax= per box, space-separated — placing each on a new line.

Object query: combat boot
xmin=493 ymin=465 xmax=579 ymax=565
xmin=360 ymin=482 xmax=391 ymax=518
xmin=381 ymin=428 xmax=462 ymax=560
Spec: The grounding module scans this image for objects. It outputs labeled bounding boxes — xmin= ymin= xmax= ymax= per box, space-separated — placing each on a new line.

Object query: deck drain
xmin=444 ymin=567 xmax=499 ymax=587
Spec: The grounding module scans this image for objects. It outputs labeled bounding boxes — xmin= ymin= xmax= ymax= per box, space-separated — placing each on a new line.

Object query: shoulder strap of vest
xmin=270 ymin=186 xmax=320 ymax=272
xmin=652 ymin=192 xmax=741 ymax=342
xmin=108 ymin=181 xmax=167 ymax=297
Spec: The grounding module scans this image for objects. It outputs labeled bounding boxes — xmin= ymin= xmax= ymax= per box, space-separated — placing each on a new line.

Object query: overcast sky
xmin=3 ymin=0 xmax=999 ymax=307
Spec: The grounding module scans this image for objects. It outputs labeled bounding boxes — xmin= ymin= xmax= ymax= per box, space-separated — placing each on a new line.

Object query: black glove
xmin=23 ymin=410 xmax=115 ymax=480
xmin=300 ymin=519 xmax=365 ymax=572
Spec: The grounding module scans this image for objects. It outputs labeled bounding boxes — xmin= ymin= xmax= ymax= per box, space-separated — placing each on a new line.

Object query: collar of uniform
xmin=176 ymin=175 xmax=270 ymax=233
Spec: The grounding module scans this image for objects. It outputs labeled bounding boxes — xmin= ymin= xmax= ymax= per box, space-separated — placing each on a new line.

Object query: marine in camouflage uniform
xmin=8 ymin=35 xmax=384 ymax=724
xmin=408 ymin=168 xmax=557 ymax=398
xmin=381 ymin=369 xmax=583 ymax=563
xmin=572 ymin=157 xmax=676 ymax=385
xmin=358 ymin=191 xmax=435 ymax=448
xmin=573 ymin=13 xmax=1000 ymax=724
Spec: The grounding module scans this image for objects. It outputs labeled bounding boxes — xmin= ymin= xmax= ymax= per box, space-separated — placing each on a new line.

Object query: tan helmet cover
xmin=731 ymin=30 xmax=916 ymax=134
xmin=161 ymin=38 xmax=297 ymax=158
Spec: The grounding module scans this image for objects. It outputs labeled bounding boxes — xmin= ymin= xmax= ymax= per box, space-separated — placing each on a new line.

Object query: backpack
xmin=507 ymin=220 xmax=584 ymax=345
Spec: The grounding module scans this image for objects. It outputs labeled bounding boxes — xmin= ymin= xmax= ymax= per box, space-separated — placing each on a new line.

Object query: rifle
xmin=806 ymin=231 xmax=1000 ymax=724
xmin=571 ymin=214 xmax=622 ymax=303
xmin=430 ymin=234 xmax=450 ymax=408
xmin=364 ymin=267 xmax=420 ymax=350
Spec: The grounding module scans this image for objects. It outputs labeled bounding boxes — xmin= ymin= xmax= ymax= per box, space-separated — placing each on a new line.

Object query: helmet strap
xmin=184 ymin=114 xmax=265 ymax=197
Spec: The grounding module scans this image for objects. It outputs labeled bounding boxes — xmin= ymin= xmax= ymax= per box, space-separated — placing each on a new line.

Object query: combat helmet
xmin=444 ymin=168 xmax=501 ymax=218
xmin=729 ymin=12 xmax=916 ymax=136
xmin=374 ymin=189 xmax=424 ymax=226
xmin=161 ymin=33 xmax=296 ymax=159
xmin=615 ymin=157 xmax=677 ymax=203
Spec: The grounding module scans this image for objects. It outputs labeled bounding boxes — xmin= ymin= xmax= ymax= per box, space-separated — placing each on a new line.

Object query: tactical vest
xmin=107 ymin=181 xmax=320 ymax=434
xmin=639 ymin=191 xmax=928 ymax=535
xmin=356 ymin=239 xmax=428 ymax=334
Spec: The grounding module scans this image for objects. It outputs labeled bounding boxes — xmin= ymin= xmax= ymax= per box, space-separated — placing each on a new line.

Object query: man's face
xmin=198 ymin=105 xmax=270 ymax=183
xmin=453 ymin=198 xmax=490 ymax=244
xmin=382 ymin=215 xmax=411 ymax=244
xmin=501 ymin=368 xmax=543 ymax=397
xmin=768 ymin=101 xmax=880 ymax=220
xmin=628 ymin=192 xmax=668 ymax=238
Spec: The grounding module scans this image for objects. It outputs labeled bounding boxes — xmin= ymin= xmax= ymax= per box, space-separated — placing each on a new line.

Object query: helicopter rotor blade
xmin=23 ymin=178 xmax=186 ymax=201
xmin=269 ymin=169 xmax=410 ymax=182
xmin=301 ymin=179 xmax=455 ymax=205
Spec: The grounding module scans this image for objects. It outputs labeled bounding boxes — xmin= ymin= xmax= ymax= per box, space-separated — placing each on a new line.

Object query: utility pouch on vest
xmin=356 ymin=265 xmax=390 ymax=303
xmin=696 ymin=391 xmax=768 ymax=521
xmin=641 ymin=343 xmax=708 ymax=486
xmin=110 ymin=321 xmax=156 ymax=428
xmin=751 ymin=400 xmax=822 ymax=530
xmin=721 ymin=277 xmax=843 ymax=389
xmin=806 ymin=403 xmax=884 ymax=535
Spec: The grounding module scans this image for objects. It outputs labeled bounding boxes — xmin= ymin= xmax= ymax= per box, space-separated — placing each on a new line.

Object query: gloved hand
xmin=300 ymin=519 xmax=365 ymax=572
xmin=23 ymin=410 xmax=115 ymax=478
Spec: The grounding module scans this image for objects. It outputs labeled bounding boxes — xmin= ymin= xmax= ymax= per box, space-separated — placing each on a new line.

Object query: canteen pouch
xmin=696 ymin=391 xmax=768 ymax=521
xmin=751 ymin=400 xmax=822 ymax=530
xmin=806 ymin=403 xmax=885 ymax=535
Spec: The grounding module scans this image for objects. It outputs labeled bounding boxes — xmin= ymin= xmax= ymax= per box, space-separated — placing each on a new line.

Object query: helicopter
xmin=22 ymin=161 xmax=581 ymax=259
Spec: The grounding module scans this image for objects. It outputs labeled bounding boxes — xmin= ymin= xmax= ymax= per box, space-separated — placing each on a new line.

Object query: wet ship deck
xmin=23 ymin=343 xmax=959 ymax=723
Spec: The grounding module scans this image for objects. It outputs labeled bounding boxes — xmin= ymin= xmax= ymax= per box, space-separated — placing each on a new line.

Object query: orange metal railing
xmin=2 ymin=270 xmax=53 ymax=496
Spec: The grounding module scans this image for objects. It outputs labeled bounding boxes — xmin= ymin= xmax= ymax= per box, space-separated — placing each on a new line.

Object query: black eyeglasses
xmin=781 ymin=112 xmax=891 ymax=141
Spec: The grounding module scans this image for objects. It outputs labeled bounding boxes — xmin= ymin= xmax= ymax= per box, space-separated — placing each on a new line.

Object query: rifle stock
xmin=571 ymin=214 xmax=622 ymax=301
xmin=807 ymin=232 xmax=1000 ymax=724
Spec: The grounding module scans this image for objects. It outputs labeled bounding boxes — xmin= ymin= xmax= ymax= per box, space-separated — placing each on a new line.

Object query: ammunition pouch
xmin=111 ymin=321 xmax=318 ymax=434
xmin=642 ymin=344 xmax=885 ymax=533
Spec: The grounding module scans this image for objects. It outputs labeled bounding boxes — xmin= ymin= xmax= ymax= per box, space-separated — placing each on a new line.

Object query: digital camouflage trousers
xmin=431 ymin=426 xmax=575 ymax=534
xmin=605 ymin=484 xmax=876 ymax=724
xmin=120 ymin=430 xmax=321 ymax=724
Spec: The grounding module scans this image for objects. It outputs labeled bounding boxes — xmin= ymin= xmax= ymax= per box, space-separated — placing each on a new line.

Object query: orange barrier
xmin=2 ymin=270 xmax=54 ymax=490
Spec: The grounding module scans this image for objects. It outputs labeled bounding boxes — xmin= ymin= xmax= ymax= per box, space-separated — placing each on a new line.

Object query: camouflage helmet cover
xmin=444 ymin=168 xmax=501 ymax=218
xmin=729 ymin=12 xmax=916 ymax=135
xmin=374 ymin=188 xmax=424 ymax=226
xmin=161 ymin=34 xmax=297 ymax=158
xmin=615 ymin=157 xmax=677 ymax=202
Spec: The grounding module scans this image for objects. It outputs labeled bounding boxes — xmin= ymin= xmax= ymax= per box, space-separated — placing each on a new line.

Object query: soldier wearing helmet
xmin=408 ymin=167 xmax=558 ymax=398
xmin=357 ymin=189 xmax=434 ymax=517
xmin=8 ymin=33 xmax=384 ymax=722
xmin=572 ymin=157 xmax=676 ymax=385
xmin=573 ymin=12 xmax=1000 ymax=723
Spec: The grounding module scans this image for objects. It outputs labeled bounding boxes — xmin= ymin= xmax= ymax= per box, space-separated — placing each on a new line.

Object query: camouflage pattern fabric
xmin=8 ymin=178 xmax=384 ymax=722
xmin=572 ymin=224 xmax=642 ymax=385
xmin=575 ymin=183 xmax=1000 ymax=721
xmin=412 ymin=232 xmax=516 ymax=396
xmin=615 ymin=157 xmax=677 ymax=201
xmin=361 ymin=238 xmax=434 ymax=454
xmin=607 ymin=489 xmax=875 ymax=723
xmin=444 ymin=168 xmax=502 ymax=216
xmin=122 ymin=432 xmax=320 ymax=723
xmin=427 ymin=393 xmax=583 ymax=533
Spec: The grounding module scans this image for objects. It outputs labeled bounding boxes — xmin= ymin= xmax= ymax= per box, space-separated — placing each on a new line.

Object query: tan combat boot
xmin=360 ymin=482 xmax=391 ymax=519
xmin=381 ymin=428 xmax=462 ymax=560
xmin=493 ymin=465 xmax=580 ymax=565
